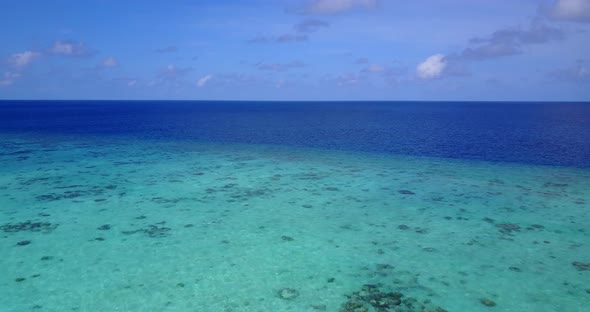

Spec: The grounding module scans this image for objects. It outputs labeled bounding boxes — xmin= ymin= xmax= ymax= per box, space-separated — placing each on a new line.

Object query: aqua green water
xmin=1 ymin=134 xmax=589 ymax=311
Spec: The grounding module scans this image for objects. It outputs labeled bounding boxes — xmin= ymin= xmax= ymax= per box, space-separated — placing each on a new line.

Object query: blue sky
xmin=1 ymin=0 xmax=589 ymax=101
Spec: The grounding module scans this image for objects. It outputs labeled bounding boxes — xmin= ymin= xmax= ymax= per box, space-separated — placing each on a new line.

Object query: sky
xmin=0 ymin=0 xmax=589 ymax=101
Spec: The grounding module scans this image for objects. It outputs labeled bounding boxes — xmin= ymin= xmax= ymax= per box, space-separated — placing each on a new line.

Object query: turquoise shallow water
xmin=1 ymin=133 xmax=589 ymax=311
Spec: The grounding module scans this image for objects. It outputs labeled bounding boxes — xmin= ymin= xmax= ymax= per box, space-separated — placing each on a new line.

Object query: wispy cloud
xmin=113 ymin=77 xmax=140 ymax=87
xmin=247 ymin=19 xmax=329 ymax=44
xmin=548 ymin=0 xmax=590 ymax=22
xmin=256 ymin=61 xmax=306 ymax=71
xmin=362 ymin=64 xmax=386 ymax=73
xmin=276 ymin=34 xmax=309 ymax=43
xmin=461 ymin=20 xmax=565 ymax=60
xmin=48 ymin=40 xmax=95 ymax=57
xmin=0 ymin=71 xmax=21 ymax=86
xmin=215 ymin=73 xmax=260 ymax=86
xmin=248 ymin=34 xmax=308 ymax=44
xmin=156 ymin=46 xmax=178 ymax=53
xmin=305 ymin=0 xmax=378 ymax=15
xmin=158 ymin=64 xmax=193 ymax=80
xmin=294 ymin=19 xmax=330 ymax=33
xmin=8 ymin=51 xmax=41 ymax=68
xmin=196 ymin=75 xmax=213 ymax=87
xmin=355 ymin=57 xmax=369 ymax=64
xmin=549 ymin=60 xmax=590 ymax=83
xmin=98 ymin=56 xmax=118 ymax=68
xmin=246 ymin=35 xmax=269 ymax=44
xmin=333 ymin=72 xmax=362 ymax=86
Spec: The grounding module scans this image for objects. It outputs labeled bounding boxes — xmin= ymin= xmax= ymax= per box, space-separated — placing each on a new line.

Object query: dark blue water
xmin=1 ymin=101 xmax=589 ymax=167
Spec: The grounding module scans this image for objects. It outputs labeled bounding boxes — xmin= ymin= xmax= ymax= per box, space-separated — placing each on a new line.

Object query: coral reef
xmin=341 ymin=284 xmax=447 ymax=312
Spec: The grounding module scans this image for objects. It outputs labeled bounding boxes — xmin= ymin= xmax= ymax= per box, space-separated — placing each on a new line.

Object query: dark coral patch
xmin=573 ymin=261 xmax=590 ymax=271
xmin=496 ymin=223 xmax=520 ymax=233
xmin=1 ymin=221 xmax=58 ymax=233
xmin=341 ymin=284 xmax=447 ymax=312
xmin=122 ymin=224 xmax=171 ymax=238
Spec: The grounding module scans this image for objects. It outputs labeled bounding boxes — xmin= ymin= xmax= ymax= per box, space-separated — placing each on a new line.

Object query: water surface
xmin=1 ymin=101 xmax=589 ymax=312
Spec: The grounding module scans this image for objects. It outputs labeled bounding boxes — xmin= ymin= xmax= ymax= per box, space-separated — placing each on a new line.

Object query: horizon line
xmin=1 ymin=99 xmax=590 ymax=103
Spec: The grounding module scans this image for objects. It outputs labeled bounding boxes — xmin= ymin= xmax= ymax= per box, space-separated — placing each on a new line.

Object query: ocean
xmin=0 ymin=101 xmax=589 ymax=311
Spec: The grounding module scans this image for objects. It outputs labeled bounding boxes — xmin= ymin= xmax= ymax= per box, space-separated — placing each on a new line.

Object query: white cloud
xmin=100 ymin=56 xmax=118 ymax=68
xmin=416 ymin=54 xmax=447 ymax=79
xmin=0 ymin=72 xmax=21 ymax=86
xmin=306 ymin=0 xmax=377 ymax=15
xmin=9 ymin=51 xmax=41 ymax=68
xmin=127 ymin=80 xmax=137 ymax=87
xmin=50 ymin=41 xmax=75 ymax=54
xmin=551 ymin=0 xmax=590 ymax=22
xmin=196 ymin=75 xmax=212 ymax=87
xmin=49 ymin=40 xmax=93 ymax=56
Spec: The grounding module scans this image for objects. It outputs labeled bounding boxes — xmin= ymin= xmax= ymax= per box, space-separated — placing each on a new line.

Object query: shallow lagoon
xmin=1 ymin=132 xmax=589 ymax=311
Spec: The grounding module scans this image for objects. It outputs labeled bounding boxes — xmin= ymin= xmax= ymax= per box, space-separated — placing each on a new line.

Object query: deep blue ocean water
xmin=1 ymin=100 xmax=589 ymax=167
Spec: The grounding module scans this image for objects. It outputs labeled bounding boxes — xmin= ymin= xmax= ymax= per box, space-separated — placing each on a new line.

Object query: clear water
xmin=1 ymin=101 xmax=589 ymax=312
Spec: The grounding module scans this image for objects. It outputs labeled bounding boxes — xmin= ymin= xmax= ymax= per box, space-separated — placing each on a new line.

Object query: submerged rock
xmin=97 ymin=224 xmax=111 ymax=230
xmin=572 ymin=261 xmax=590 ymax=271
xmin=398 ymin=190 xmax=415 ymax=195
xmin=277 ymin=288 xmax=299 ymax=300
xmin=480 ymin=298 xmax=496 ymax=307
xmin=376 ymin=264 xmax=394 ymax=270
xmin=509 ymin=266 xmax=521 ymax=272
xmin=16 ymin=240 xmax=31 ymax=246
